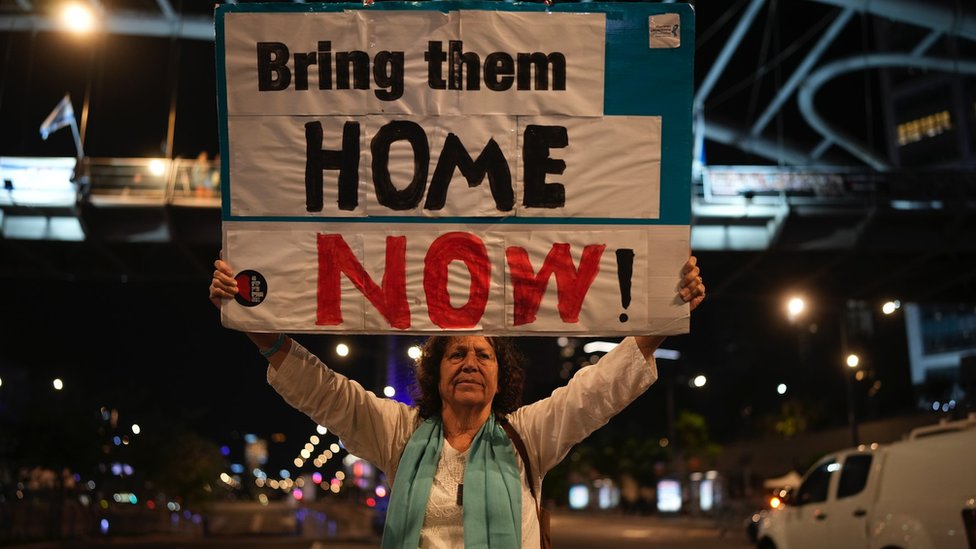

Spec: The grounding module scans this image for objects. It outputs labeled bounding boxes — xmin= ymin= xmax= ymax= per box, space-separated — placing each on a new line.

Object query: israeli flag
xmin=39 ymin=94 xmax=76 ymax=140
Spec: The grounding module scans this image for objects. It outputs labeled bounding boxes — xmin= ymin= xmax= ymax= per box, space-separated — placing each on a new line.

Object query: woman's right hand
xmin=209 ymin=258 xmax=238 ymax=309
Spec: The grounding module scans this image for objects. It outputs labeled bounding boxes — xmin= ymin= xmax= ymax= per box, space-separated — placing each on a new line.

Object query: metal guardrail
xmin=82 ymin=156 xmax=220 ymax=208
xmin=6 ymin=156 xmax=975 ymax=215
xmin=0 ymin=156 xmax=221 ymax=211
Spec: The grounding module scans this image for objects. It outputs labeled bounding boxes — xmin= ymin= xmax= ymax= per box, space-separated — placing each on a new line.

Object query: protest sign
xmin=215 ymin=2 xmax=694 ymax=335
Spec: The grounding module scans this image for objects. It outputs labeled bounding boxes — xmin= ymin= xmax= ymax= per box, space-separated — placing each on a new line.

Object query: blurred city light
xmin=654 ymin=348 xmax=681 ymax=360
xmin=336 ymin=343 xmax=350 ymax=357
xmin=656 ymin=479 xmax=682 ymax=512
xmin=309 ymin=435 xmax=320 ymax=445
xmin=53 ymin=378 xmax=64 ymax=390
xmin=583 ymin=341 xmax=618 ymax=353
xmin=692 ymin=375 xmax=707 ymax=388
xmin=148 ymin=159 xmax=166 ymax=176
xmin=777 ymin=383 xmax=787 ymax=395
xmin=568 ymin=484 xmax=589 ymax=510
xmin=99 ymin=518 xmax=109 ymax=534
xmin=846 ymin=354 xmax=860 ymax=368
xmin=407 ymin=345 xmax=422 ymax=360
xmin=61 ymin=3 xmax=97 ymax=34
xmin=0 ymin=376 xmax=3 ymax=387
xmin=316 ymin=425 xmax=328 ymax=435
xmin=786 ymin=296 xmax=806 ymax=322
xmin=881 ymin=300 xmax=901 ymax=315
xmin=131 ymin=423 xmax=140 ymax=435
xmin=383 ymin=385 xmax=396 ymax=397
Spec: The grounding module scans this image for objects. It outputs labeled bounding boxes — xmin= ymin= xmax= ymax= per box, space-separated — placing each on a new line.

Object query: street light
xmin=60 ymin=3 xmax=97 ymax=34
xmin=786 ymin=294 xmax=866 ymax=446
xmin=786 ymin=296 xmax=806 ymax=323
xmin=844 ymin=352 xmax=860 ymax=446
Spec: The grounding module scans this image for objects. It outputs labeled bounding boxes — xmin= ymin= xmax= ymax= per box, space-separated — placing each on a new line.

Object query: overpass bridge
xmin=1 ymin=156 xmax=973 ymax=306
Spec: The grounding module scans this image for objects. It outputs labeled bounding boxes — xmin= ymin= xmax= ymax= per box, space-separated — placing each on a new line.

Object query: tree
xmin=134 ymin=427 xmax=226 ymax=510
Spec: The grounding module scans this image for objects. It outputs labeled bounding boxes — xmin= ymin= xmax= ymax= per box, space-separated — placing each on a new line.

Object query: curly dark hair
xmin=411 ymin=336 xmax=525 ymax=419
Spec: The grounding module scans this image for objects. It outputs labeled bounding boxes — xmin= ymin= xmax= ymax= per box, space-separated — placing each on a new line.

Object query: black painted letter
xmin=305 ymin=121 xmax=361 ymax=212
xmin=522 ymin=125 xmax=567 ymax=208
xmin=371 ymin=121 xmax=430 ymax=211
xmin=426 ymin=134 xmax=513 ymax=211
xmin=257 ymin=42 xmax=291 ymax=91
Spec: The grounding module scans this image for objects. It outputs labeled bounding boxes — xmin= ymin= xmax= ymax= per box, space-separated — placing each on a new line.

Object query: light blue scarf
xmin=382 ymin=415 xmax=522 ymax=549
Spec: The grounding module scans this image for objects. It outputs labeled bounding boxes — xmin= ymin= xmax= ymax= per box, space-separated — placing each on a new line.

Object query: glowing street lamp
xmin=844 ymin=352 xmax=861 ymax=446
xmin=60 ymin=3 xmax=97 ymax=34
xmin=786 ymin=296 xmax=806 ymax=323
xmin=335 ymin=343 xmax=349 ymax=357
xmin=881 ymin=300 xmax=901 ymax=315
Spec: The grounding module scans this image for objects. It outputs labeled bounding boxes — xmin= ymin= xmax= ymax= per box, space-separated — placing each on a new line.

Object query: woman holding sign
xmin=209 ymin=256 xmax=704 ymax=548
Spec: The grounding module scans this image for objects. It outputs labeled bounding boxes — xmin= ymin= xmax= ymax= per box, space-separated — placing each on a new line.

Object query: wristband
xmin=260 ymin=333 xmax=286 ymax=359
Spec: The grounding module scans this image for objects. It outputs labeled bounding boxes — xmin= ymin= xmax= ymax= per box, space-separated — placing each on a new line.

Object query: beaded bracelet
xmin=260 ymin=333 xmax=286 ymax=359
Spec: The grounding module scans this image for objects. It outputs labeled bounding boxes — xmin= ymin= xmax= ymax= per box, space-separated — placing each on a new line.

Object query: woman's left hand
xmin=679 ymin=255 xmax=706 ymax=312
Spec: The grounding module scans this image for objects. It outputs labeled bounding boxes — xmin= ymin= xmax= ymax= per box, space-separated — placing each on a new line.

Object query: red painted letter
xmin=317 ymin=234 xmax=410 ymax=329
xmin=506 ymin=243 xmax=606 ymax=325
xmin=424 ymin=232 xmax=491 ymax=329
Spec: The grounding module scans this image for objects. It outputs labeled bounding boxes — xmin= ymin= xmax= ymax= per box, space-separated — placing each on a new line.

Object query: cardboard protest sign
xmin=215 ymin=2 xmax=694 ymax=335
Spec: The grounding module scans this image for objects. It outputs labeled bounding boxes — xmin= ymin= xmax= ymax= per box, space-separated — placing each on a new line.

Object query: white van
xmin=756 ymin=415 xmax=976 ymax=549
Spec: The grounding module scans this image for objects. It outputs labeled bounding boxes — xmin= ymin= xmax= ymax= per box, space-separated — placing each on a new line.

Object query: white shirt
xmin=268 ymin=337 xmax=658 ymax=548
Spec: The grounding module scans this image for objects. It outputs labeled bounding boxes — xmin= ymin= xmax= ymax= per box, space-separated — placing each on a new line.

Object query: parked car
xmin=756 ymin=414 xmax=976 ymax=549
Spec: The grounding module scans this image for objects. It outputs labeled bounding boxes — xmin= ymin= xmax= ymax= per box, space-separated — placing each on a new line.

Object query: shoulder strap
xmin=498 ymin=415 xmax=553 ymax=549
xmin=497 ymin=415 xmax=538 ymax=500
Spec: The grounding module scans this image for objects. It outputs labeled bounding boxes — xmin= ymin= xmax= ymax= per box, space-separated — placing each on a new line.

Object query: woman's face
xmin=438 ymin=336 xmax=499 ymax=412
